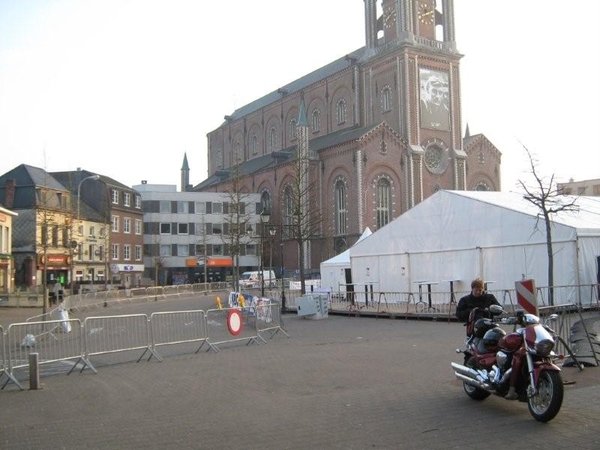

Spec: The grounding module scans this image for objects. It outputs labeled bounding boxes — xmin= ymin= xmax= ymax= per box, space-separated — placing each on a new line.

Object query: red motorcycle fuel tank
xmin=498 ymin=332 xmax=523 ymax=352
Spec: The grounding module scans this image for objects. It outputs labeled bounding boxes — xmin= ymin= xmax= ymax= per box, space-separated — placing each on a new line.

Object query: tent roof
xmin=322 ymin=227 xmax=372 ymax=265
xmin=350 ymin=190 xmax=600 ymax=258
xmin=454 ymin=190 xmax=600 ymax=231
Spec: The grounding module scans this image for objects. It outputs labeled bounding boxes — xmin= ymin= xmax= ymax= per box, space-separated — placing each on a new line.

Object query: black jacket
xmin=455 ymin=293 xmax=500 ymax=322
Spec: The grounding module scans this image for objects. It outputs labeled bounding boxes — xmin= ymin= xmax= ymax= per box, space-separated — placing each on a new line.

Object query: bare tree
xmin=518 ymin=146 xmax=578 ymax=305
xmin=222 ymin=162 xmax=253 ymax=291
xmin=283 ymin=148 xmax=323 ymax=295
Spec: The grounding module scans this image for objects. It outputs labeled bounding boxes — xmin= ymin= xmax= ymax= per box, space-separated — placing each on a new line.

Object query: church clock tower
xmin=373 ymin=0 xmax=465 ymax=205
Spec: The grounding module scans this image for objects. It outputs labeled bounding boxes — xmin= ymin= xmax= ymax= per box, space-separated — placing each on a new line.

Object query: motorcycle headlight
xmin=534 ymin=339 xmax=554 ymax=356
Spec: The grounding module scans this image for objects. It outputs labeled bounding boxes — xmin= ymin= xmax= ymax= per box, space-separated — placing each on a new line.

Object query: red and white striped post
xmin=515 ymin=279 xmax=538 ymax=315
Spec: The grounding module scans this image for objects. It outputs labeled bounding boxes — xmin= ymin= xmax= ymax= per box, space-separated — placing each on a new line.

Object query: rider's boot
xmin=505 ymin=386 xmax=518 ymax=400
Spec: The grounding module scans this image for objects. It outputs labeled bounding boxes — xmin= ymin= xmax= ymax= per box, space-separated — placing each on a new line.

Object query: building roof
xmin=195 ymin=123 xmax=383 ymax=191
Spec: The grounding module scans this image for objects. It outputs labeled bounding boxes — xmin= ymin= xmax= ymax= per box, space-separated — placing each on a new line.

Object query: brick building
xmin=195 ymin=0 xmax=501 ymax=274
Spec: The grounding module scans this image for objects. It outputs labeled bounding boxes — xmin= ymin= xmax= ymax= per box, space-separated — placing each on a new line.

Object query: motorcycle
xmin=451 ymin=304 xmax=564 ymax=422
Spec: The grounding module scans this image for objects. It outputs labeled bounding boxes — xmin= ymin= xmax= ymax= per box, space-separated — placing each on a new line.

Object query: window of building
xmin=134 ymin=195 xmax=142 ymax=209
xmin=178 ymin=223 xmax=189 ymax=235
xmin=177 ymin=201 xmax=189 ymax=213
xmin=98 ymin=245 xmax=104 ymax=261
xmin=159 ymin=201 xmax=171 ymax=213
xmin=123 ymin=244 xmax=131 ymax=261
xmin=88 ymin=244 xmax=95 ymax=261
xmin=177 ymin=244 xmax=189 ymax=257
xmin=212 ymin=244 xmax=223 ymax=255
xmin=52 ymin=225 xmax=59 ymax=247
xmin=111 ymin=189 xmax=119 ymax=204
xmin=312 ymin=109 xmax=321 ymax=133
xmin=135 ymin=245 xmax=142 ymax=261
xmin=246 ymin=244 xmax=257 ymax=256
xmin=195 ymin=202 xmax=206 ymax=214
xmin=123 ymin=218 xmax=131 ymax=234
xmin=269 ymin=126 xmax=277 ymax=151
xmin=283 ymin=186 xmax=293 ymax=238
xmin=376 ymin=177 xmax=391 ymax=229
xmin=336 ymin=99 xmax=346 ymax=124
xmin=334 ymin=179 xmax=347 ymax=235
xmin=212 ymin=223 xmax=222 ymax=235
xmin=89 ymin=226 xmax=95 ymax=237
xmin=251 ymin=133 xmax=258 ymax=154
xmin=112 ymin=243 xmax=119 ymax=260
xmin=160 ymin=244 xmax=171 ymax=257
xmin=111 ymin=215 xmax=119 ymax=232
xmin=290 ymin=119 xmax=297 ymax=141
xmin=212 ymin=202 xmax=223 ymax=214
xmin=135 ymin=219 xmax=142 ymax=235
xmin=195 ymin=244 xmax=205 ymax=257
xmin=123 ymin=192 xmax=131 ymax=207
xmin=160 ymin=223 xmax=171 ymax=234
xmin=382 ymin=86 xmax=392 ymax=112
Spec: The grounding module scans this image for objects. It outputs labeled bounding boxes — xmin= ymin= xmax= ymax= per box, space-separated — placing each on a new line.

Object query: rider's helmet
xmin=473 ymin=318 xmax=494 ymax=338
xmin=482 ymin=327 xmax=507 ymax=352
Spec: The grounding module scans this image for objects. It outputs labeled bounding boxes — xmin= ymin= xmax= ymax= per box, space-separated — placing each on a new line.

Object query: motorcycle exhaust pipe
xmin=450 ymin=362 xmax=486 ymax=382
xmin=454 ymin=372 xmax=490 ymax=390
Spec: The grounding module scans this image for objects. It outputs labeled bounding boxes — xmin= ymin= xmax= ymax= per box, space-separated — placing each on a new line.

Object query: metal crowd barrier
xmin=205 ymin=308 xmax=261 ymax=352
xmin=150 ymin=310 xmax=208 ymax=357
xmin=83 ymin=314 xmax=161 ymax=369
xmin=3 ymin=318 xmax=86 ymax=390
xmin=255 ymin=301 xmax=289 ymax=340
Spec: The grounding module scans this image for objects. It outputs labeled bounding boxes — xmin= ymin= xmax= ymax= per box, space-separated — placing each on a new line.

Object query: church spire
xmin=181 ymin=153 xmax=190 ymax=192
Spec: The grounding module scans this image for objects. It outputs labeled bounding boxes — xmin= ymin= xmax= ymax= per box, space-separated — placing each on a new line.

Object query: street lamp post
xmin=259 ymin=208 xmax=270 ymax=297
xmin=73 ymin=174 xmax=100 ymax=294
xmin=279 ymin=227 xmax=287 ymax=313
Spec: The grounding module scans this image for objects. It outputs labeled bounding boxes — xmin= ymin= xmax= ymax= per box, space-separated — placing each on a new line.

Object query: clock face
xmin=383 ymin=6 xmax=396 ymax=29
xmin=418 ymin=2 xmax=435 ymax=25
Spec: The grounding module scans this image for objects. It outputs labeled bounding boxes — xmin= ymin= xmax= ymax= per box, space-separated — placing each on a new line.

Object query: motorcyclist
xmin=456 ymin=278 xmax=519 ymax=401
xmin=455 ymin=278 xmax=500 ymax=323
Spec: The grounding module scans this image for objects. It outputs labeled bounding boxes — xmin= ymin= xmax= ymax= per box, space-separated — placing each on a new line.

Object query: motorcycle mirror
xmin=489 ymin=304 xmax=503 ymax=315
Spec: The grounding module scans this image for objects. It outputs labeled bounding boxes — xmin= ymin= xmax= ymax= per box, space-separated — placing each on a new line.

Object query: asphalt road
xmin=1 ymin=295 xmax=599 ymax=449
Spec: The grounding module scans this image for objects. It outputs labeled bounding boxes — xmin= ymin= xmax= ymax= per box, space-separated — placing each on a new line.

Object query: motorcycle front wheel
xmin=528 ymin=370 xmax=564 ymax=422
xmin=463 ymin=357 xmax=491 ymax=400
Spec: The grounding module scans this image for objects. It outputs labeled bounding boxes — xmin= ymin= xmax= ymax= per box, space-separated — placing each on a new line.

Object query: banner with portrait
xmin=419 ymin=68 xmax=450 ymax=131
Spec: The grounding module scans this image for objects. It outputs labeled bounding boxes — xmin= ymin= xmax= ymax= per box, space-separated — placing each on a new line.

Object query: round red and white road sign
xmin=227 ymin=309 xmax=243 ymax=336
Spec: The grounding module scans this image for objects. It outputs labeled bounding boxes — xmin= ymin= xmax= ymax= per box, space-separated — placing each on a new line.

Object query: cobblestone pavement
xmin=1 ymin=298 xmax=599 ymax=450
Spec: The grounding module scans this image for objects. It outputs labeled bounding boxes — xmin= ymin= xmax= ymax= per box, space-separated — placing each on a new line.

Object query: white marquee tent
xmin=320 ymin=227 xmax=372 ymax=293
xmin=348 ymin=191 xmax=600 ymax=306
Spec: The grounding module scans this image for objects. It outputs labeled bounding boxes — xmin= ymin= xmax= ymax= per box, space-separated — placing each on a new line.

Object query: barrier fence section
xmin=538 ymin=304 xmax=599 ymax=367
xmin=150 ymin=310 xmax=208 ymax=357
xmin=205 ymin=308 xmax=260 ymax=352
xmin=254 ymin=301 xmax=289 ymax=340
xmin=3 ymin=319 xmax=86 ymax=390
xmin=83 ymin=314 xmax=161 ymax=369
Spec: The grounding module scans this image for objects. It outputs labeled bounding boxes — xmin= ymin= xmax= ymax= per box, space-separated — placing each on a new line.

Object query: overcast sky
xmin=1 ymin=0 xmax=598 ymax=192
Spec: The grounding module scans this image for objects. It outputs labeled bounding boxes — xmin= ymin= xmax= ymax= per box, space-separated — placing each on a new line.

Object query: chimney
xmin=5 ymin=179 xmax=16 ymax=208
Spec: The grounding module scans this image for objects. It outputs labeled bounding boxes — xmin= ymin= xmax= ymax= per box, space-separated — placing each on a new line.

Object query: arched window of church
xmin=474 ymin=181 xmax=490 ymax=191
xmin=312 ymin=109 xmax=321 ymax=133
xmin=283 ymin=186 xmax=294 ymax=239
xmin=382 ymin=86 xmax=392 ymax=112
xmin=376 ymin=177 xmax=391 ymax=229
xmin=261 ymin=190 xmax=271 ymax=213
xmin=269 ymin=127 xmax=277 ymax=151
xmin=336 ymin=99 xmax=346 ymax=124
xmin=250 ymin=133 xmax=258 ymax=155
xmin=334 ymin=179 xmax=347 ymax=235
xmin=290 ymin=119 xmax=297 ymax=141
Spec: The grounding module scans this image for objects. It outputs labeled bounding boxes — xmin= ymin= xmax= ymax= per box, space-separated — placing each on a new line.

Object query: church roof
xmin=194 ymin=123 xmax=381 ymax=190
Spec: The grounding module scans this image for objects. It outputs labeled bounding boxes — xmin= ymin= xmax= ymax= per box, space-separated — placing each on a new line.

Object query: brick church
xmin=194 ymin=0 xmax=501 ymax=274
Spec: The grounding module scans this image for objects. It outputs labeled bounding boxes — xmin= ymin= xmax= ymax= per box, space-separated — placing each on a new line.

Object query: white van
xmin=239 ymin=270 xmax=276 ymax=289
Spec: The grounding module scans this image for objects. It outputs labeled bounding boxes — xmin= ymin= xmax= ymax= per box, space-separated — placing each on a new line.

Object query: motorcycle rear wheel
xmin=463 ymin=357 xmax=491 ymax=400
xmin=527 ymin=370 xmax=564 ymax=423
